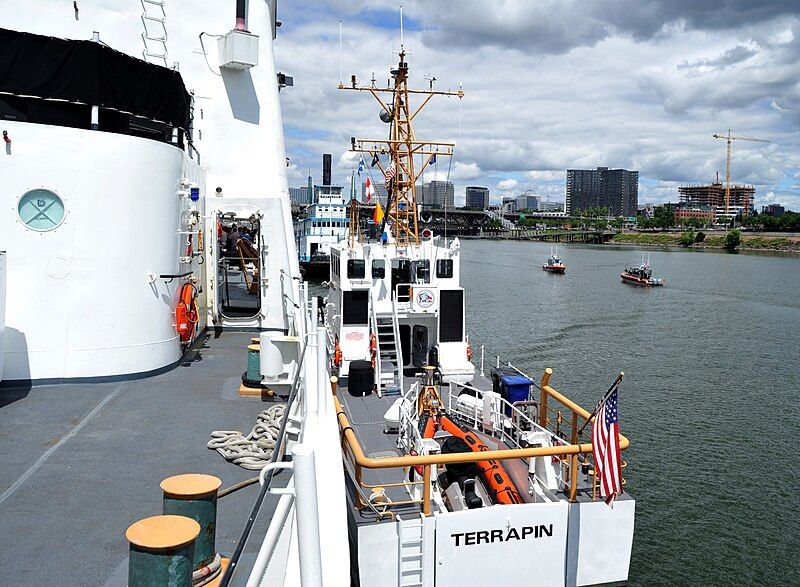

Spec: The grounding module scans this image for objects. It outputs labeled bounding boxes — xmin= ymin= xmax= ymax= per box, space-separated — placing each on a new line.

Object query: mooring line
xmin=0 ymin=381 xmax=127 ymax=508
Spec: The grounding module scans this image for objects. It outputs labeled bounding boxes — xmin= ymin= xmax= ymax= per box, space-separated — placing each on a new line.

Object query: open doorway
xmin=216 ymin=213 xmax=262 ymax=319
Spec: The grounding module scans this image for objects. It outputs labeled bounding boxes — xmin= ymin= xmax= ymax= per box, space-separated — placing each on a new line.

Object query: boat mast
xmin=348 ymin=171 xmax=362 ymax=247
xmin=339 ymin=51 xmax=463 ymax=246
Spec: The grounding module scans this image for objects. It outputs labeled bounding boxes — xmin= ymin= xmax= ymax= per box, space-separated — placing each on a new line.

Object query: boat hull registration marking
xmin=435 ymin=502 xmax=568 ymax=585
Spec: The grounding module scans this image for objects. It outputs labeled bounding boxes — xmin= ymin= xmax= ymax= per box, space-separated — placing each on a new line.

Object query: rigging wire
xmin=199 ymin=33 xmax=224 ymax=77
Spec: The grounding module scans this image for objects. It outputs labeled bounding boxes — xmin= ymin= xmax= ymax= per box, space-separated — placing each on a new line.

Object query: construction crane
xmin=712 ymin=129 xmax=770 ymax=215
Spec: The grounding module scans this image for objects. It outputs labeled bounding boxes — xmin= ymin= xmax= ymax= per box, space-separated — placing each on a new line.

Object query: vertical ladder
xmin=398 ymin=516 xmax=425 ymax=587
xmin=140 ymin=0 xmax=168 ymax=67
xmin=376 ymin=311 xmax=403 ymax=395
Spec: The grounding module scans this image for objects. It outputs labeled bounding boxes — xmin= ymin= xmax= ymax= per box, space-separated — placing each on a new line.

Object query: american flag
xmin=384 ymin=161 xmax=396 ymax=184
xmin=592 ymin=387 xmax=622 ymax=503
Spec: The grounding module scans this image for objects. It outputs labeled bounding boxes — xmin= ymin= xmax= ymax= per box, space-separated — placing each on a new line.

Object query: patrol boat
xmin=320 ymin=40 xmax=636 ymax=586
xmin=621 ymin=254 xmax=665 ymax=287
xmin=543 ymin=248 xmax=566 ymax=273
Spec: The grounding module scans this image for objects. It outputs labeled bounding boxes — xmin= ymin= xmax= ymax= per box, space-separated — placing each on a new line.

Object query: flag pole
xmin=577 ymin=371 xmax=624 ymax=438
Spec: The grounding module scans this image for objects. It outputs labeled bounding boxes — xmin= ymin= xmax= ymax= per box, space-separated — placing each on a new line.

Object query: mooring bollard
xmin=161 ymin=474 xmax=223 ymax=584
xmin=126 ymin=514 xmax=200 ymax=587
xmin=245 ymin=344 xmax=261 ymax=384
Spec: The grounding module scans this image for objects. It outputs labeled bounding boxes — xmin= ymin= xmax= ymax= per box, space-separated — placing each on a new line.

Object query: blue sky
xmin=274 ymin=1 xmax=800 ymax=210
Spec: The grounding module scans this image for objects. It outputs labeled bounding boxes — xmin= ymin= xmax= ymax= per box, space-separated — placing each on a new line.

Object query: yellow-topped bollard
xmin=161 ymin=474 xmax=223 ymax=584
xmin=126 ymin=514 xmax=200 ymax=587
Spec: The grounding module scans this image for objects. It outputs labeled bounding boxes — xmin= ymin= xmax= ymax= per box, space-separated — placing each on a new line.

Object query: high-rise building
xmin=678 ymin=182 xmax=755 ymax=216
xmin=289 ymin=187 xmax=309 ymax=205
xmin=515 ymin=194 xmax=540 ymax=212
xmin=361 ymin=181 xmax=388 ymax=206
xmin=538 ymin=201 xmax=564 ymax=213
xmin=761 ymin=203 xmax=785 ymax=217
xmin=566 ymin=167 xmax=638 ymax=217
xmin=425 ymin=180 xmax=454 ymax=209
xmin=465 ymin=186 xmax=489 ymax=209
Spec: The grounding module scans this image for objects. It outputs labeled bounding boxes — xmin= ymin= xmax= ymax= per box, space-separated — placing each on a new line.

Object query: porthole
xmin=18 ymin=189 xmax=65 ymax=231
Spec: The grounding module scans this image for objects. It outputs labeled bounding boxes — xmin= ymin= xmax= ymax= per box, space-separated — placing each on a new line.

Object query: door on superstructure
xmin=391 ymin=259 xmax=411 ymax=301
xmin=411 ymin=325 xmax=429 ymax=368
xmin=214 ymin=211 xmax=262 ymax=319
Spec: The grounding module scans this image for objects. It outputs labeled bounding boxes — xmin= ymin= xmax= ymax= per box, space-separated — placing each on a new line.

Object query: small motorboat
xmin=542 ymin=249 xmax=566 ymax=273
xmin=621 ymin=254 xmax=665 ymax=286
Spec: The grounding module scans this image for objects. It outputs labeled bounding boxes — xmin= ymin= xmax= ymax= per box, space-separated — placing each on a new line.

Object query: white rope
xmin=207 ymin=405 xmax=287 ymax=470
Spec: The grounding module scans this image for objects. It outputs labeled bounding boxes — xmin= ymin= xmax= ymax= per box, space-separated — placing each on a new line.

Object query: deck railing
xmin=334 ymin=368 xmax=630 ymax=518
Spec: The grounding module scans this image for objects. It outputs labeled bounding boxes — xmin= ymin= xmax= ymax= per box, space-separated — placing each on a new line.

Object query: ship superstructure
xmin=0 ymin=0 xmax=299 ymax=381
xmin=318 ymin=41 xmax=636 ymax=586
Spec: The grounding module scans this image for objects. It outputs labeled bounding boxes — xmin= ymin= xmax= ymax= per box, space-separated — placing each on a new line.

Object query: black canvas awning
xmin=0 ymin=28 xmax=190 ymax=129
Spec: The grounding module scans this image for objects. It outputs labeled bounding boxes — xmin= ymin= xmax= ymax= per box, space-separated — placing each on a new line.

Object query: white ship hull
xmin=0 ymin=0 xmax=300 ymax=380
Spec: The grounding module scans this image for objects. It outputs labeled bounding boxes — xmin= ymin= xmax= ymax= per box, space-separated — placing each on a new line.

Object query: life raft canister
xmin=176 ymin=283 xmax=199 ymax=343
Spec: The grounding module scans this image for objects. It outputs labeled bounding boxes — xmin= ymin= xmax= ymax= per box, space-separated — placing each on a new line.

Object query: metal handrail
xmin=390 ymin=297 xmax=404 ymax=392
xmin=369 ymin=294 xmax=382 ymax=394
xmin=220 ymin=334 xmax=311 ymax=587
xmin=335 ymin=369 xmax=630 ymax=512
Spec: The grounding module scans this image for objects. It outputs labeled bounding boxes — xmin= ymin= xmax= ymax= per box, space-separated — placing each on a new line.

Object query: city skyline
xmin=274 ymin=1 xmax=799 ymax=211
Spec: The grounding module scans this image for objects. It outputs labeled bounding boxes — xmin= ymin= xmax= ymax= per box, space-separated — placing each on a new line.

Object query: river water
xmin=459 ymin=239 xmax=800 ymax=586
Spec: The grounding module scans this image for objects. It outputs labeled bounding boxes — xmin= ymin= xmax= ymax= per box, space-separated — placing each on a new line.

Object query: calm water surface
xmin=459 ymin=239 xmax=800 ymax=586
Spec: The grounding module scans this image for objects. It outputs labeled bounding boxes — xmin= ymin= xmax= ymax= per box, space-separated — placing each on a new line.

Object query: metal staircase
xmin=140 ymin=0 xmax=168 ymax=67
xmin=369 ymin=295 xmax=404 ymax=397
xmin=398 ymin=516 xmax=425 ymax=587
xmin=375 ymin=310 xmax=403 ymax=396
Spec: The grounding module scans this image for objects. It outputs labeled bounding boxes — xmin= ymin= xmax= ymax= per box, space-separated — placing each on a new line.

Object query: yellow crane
xmin=712 ymin=129 xmax=770 ymax=215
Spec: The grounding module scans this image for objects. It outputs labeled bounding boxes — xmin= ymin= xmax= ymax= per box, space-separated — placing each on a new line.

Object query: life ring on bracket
xmin=176 ymin=282 xmax=199 ymax=344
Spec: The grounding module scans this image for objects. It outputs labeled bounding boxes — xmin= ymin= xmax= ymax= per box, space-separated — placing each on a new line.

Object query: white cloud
xmin=525 ymin=170 xmax=565 ymax=181
xmin=274 ymin=3 xmax=800 ymax=210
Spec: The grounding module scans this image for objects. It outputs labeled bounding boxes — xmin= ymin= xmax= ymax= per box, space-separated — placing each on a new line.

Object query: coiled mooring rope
xmin=207 ymin=405 xmax=286 ymax=470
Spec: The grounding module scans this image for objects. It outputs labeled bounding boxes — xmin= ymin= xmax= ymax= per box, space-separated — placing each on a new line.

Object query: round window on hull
xmin=18 ymin=189 xmax=66 ymax=231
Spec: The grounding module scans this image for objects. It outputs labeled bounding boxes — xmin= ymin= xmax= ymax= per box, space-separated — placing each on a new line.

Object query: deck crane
xmin=712 ymin=130 xmax=770 ymax=215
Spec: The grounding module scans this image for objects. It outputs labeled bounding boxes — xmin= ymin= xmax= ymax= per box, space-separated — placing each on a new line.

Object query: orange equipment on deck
xmin=423 ymin=412 xmax=523 ymax=506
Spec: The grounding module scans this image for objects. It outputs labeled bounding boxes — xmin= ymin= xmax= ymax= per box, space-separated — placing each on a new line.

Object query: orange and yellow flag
xmin=373 ymin=201 xmax=385 ymax=224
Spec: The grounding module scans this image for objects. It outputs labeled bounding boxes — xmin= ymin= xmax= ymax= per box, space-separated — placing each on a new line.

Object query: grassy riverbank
xmin=611 ymin=232 xmax=800 ymax=253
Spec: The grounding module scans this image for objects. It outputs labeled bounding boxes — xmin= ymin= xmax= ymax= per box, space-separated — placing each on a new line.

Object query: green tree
xmin=486 ymin=218 xmax=502 ymax=230
xmin=695 ymin=231 xmax=706 ymax=243
xmin=725 ymin=229 xmax=741 ymax=251
xmin=653 ymin=205 xmax=675 ymax=229
xmin=679 ymin=230 xmax=695 ymax=246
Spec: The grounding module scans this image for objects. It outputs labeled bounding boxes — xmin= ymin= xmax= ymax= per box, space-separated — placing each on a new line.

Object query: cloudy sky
xmin=273 ymin=0 xmax=800 ymax=209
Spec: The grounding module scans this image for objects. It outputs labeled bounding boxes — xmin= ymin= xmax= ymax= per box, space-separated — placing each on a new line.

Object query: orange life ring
xmin=176 ymin=283 xmax=199 ymax=343
xmin=334 ymin=336 xmax=343 ymax=368
xmin=466 ymin=341 xmax=473 ymax=361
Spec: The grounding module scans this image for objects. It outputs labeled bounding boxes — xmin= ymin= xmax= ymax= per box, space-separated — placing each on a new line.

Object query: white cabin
xmin=295 ymin=186 xmax=349 ymax=262
xmin=326 ymin=236 xmax=475 ymax=393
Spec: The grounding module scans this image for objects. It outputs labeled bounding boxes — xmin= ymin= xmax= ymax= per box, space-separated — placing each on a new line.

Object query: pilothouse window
xmin=412 ymin=260 xmax=430 ymax=283
xmin=347 ymin=259 xmax=365 ymax=279
xmin=372 ymin=259 xmax=385 ymax=279
xmin=436 ymin=259 xmax=454 ymax=279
